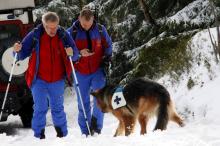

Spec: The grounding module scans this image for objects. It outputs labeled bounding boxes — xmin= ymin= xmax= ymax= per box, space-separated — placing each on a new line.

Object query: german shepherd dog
xmin=91 ymin=78 xmax=184 ymax=136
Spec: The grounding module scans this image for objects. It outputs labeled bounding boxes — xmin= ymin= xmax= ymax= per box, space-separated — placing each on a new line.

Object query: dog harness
xmin=112 ymin=86 xmax=136 ymax=115
xmin=112 ymin=87 xmax=126 ymax=110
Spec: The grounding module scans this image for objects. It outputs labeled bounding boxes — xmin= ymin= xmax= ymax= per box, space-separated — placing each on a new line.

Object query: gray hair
xmin=42 ymin=12 xmax=59 ymax=24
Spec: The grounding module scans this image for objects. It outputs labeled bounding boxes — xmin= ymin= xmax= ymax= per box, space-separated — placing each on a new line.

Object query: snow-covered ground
xmin=1 ymin=27 xmax=220 ymax=146
xmin=1 ymin=0 xmax=220 ymax=145
xmin=0 ymin=4 xmax=220 ymax=143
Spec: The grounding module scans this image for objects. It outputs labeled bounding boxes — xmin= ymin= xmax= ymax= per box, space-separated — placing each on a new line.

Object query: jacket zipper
xmin=87 ymin=31 xmax=92 ymax=74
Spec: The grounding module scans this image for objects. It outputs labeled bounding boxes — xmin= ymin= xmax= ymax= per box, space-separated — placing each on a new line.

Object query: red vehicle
xmin=0 ymin=0 xmax=35 ymax=127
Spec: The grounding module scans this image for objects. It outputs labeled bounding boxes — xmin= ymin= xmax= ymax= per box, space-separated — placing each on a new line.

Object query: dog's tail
xmin=154 ymin=90 xmax=170 ymax=131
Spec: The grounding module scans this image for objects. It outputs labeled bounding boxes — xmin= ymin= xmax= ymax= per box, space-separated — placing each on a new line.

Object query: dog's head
xmin=91 ymin=85 xmax=115 ymax=113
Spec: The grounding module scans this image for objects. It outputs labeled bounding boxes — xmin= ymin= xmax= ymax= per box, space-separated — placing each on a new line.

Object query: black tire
xmin=19 ymin=97 xmax=33 ymax=128
xmin=0 ymin=37 xmax=26 ymax=85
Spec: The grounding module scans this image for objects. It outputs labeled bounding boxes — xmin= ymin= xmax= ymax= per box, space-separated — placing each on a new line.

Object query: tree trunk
xmin=138 ymin=0 xmax=158 ymax=27
xmin=217 ymin=26 xmax=220 ymax=57
xmin=213 ymin=2 xmax=220 ymax=57
xmin=209 ymin=0 xmax=220 ymax=60
xmin=208 ymin=27 xmax=219 ymax=63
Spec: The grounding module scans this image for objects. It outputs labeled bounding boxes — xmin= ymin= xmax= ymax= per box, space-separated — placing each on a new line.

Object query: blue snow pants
xmin=31 ymin=78 xmax=67 ymax=138
xmin=74 ymin=69 xmax=106 ymax=135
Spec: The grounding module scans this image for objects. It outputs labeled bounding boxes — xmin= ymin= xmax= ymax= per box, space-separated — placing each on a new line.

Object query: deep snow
xmin=1 ymin=0 xmax=220 ymax=144
xmin=0 ymin=27 xmax=220 ymax=146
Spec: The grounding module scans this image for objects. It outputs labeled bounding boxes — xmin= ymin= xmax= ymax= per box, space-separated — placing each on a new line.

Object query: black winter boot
xmin=55 ymin=126 xmax=63 ymax=138
xmin=40 ymin=129 xmax=45 ymax=139
xmin=91 ymin=116 xmax=101 ymax=134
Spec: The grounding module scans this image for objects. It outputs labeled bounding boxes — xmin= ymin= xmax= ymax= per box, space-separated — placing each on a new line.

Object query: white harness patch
xmin=111 ymin=87 xmax=126 ymax=110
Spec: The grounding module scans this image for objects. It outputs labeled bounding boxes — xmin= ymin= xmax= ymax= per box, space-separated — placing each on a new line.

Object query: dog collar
xmin=112 ymin=87 xmax=127 ymax=110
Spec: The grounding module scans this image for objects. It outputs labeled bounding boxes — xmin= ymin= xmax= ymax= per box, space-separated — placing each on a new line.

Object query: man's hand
xmin=13 ymin=42 xmax=22 ymax=52
xmin=80 ymin=49 xmax=94 ymax=57
xmin=66 ymin=47 xmax=73 ymax=56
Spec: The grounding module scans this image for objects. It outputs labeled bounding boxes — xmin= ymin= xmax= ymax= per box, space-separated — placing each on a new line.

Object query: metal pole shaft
xmin=0 ymin=53 xmax=17 ymax=120
xmin=69 ymin=56 xmax=91 ymax=136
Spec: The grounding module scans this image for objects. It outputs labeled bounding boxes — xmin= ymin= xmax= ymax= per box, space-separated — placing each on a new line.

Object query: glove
xmin=101 ymin=55 xmax=112 ymax=76
xmin=101 ymin=55 xmax=112 ymax=68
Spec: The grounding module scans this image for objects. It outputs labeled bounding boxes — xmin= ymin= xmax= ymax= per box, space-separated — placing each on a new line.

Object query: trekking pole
xmin=69 ymin=56 xmax=92 ymax=136
xmin=0 ymin=53 xmax=17 ymax=120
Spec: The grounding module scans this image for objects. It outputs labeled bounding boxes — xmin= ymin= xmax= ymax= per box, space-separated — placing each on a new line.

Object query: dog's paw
xmin=180 ymin=122 xmax=186 ymax=127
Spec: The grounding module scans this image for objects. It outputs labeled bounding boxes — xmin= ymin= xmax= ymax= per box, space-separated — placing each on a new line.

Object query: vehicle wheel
xmin=0 ymin=37 xmax=29 ymax=84
xmin=19 ymin=98 xmax=33 ymax=128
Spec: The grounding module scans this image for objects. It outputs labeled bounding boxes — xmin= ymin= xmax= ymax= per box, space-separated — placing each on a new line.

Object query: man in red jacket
xmin=13 ymin=12 xmax=79 ymax=139
xmin=67 ymin=8 xmax=112 ymax=136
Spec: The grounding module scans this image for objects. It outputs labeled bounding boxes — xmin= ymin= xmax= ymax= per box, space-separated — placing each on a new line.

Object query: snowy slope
xmin=159 ymin=27 xmax=220 ymax=121
xmin=0 ymin=27 xmax=220 ymax=146
xmin=166 ymin=0 xmax=214 ymax=24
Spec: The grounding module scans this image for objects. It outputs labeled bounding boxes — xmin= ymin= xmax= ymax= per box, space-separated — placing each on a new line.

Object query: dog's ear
xmin=90 ymin=91 xmax=98 ymax=97
xmin=91 ymin=89 xmax=102 ymax=97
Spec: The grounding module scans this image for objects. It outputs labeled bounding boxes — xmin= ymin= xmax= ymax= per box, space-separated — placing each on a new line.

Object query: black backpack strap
xmin=58 ymin=26 xmax=69 ymax=48
xmin=97 ymin=23 xmax=104 ymax=38
xmin=71 ymin=25 xmax=78 ymax=40
xmin=31 ymin=28 xmax=38 ymax=49
xmin=97 ymin=23 xmax=108 ymax=50
xmin=31 ymin=24 xmax=44 ymax=50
